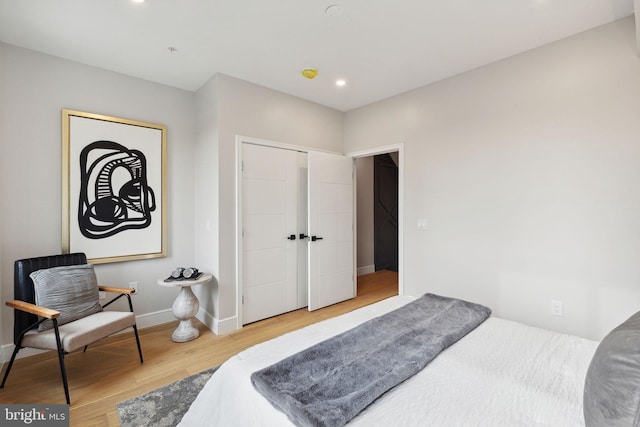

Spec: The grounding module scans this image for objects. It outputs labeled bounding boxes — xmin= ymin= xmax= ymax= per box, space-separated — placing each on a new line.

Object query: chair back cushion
xmin=30 ymin=264 xmax=103 ymax=331
xmin=13 ymin=253 xmax=88 ymax=342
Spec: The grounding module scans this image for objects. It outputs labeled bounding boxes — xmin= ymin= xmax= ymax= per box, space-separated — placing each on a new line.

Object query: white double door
xmin=242 ymin=143 xmax=355 ymax=324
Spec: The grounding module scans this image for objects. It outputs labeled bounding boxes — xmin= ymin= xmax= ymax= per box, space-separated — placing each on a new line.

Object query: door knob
xmin=311 ymin=236 xmax=323 ymax=242
xmin=287 ymin=234 xmax=296 ymax=240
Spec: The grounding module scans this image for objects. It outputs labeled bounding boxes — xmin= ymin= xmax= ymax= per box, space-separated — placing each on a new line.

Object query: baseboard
xmin=0 ymin=346 xmax=48 ymax=364
xmin=195 ymin=309 xmax=238 ymax=335
xmin=135 ymin=308 xmax=175 ymax=329
xmin=195 ymin=309 xmax=215 ymax=333
xmin=215 ymin=315 xmax=239 ymax=335
xmin=0 ymin=309 xmax=175 ymax=364
xmin=357 ymin=265 xmax=375 ymax=276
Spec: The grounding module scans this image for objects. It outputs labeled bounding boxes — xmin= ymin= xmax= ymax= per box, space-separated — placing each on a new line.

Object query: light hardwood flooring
xmin=0 ymin=270 xmax=398 ymax=426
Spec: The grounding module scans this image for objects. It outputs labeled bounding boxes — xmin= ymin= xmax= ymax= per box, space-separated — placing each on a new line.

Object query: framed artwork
xmin=62 ymin=109 xmax=167 ymax=264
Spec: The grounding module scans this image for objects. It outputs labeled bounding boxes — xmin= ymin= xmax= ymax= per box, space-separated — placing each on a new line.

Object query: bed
xmin=179 ymin=295 xmax=640 ymax=427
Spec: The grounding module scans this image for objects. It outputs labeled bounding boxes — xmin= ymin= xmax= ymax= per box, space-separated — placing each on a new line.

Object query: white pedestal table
xmin=157 ymin=273 xmax=213 ymax=342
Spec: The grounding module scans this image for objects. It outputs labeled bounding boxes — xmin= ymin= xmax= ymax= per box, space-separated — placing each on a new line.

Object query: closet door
xmin=307 ymin=152 xmax=355 ymax=311
xmin=242 ymin=144 xmax=303 ymax=324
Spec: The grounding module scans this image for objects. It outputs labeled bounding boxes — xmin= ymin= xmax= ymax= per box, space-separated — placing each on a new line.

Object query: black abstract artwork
xmin=78 ymin=140 xmax=156 ymax=239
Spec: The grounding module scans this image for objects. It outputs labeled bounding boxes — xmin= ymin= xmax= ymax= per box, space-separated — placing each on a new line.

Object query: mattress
xmin=179 ymin=296 xmax=599 ymax=426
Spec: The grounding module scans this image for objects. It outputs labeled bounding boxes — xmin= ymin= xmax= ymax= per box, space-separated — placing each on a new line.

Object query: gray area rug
xmin=117 ymin=366 xmax=218 ymax=427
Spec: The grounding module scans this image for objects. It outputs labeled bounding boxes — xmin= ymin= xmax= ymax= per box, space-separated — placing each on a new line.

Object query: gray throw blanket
xmin=251 ymin=293 xmax=491 ymax=427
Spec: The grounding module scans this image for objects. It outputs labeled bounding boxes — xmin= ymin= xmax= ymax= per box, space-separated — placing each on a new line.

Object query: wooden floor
xmin=0 ymin=270 xmax=398 ymax=426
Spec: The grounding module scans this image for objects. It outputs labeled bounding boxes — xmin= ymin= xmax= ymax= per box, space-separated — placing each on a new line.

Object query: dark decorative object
xmin=78 ymin=140 xmax=156 ymax=239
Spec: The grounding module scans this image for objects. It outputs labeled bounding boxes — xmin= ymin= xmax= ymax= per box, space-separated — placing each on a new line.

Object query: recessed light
xmin=132 ymin=0 xmax=145 ymax=3
xmin=336 ymin=79 xmax=346 ymax=87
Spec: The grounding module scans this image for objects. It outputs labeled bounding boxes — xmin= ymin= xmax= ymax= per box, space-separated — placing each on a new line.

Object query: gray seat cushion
xmin=22 ymin=311 xmax=136 ymax=353
xmin=30 ymin=264 xmax=103 ymax=331
xmin=584 ymin=311 xmax=640 ymax=426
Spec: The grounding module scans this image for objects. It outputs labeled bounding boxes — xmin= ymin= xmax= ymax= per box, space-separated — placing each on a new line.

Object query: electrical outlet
xmin=129 ymin=281 xmax=139 ymax=294
xmin=551 ymin=300 xmax=563 ymax=317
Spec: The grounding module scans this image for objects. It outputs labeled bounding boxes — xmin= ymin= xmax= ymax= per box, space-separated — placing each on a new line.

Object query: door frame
xmin=235 ymin=135 xmax=344 ymax=327
xmin=347 ymin=143 xmax=404 ymax=297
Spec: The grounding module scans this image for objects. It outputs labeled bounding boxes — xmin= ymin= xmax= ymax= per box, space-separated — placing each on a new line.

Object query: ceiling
xmin=0 ymin=0 xmax=635 ymax=112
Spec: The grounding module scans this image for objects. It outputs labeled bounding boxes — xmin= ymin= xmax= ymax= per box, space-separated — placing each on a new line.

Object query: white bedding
xmin=179 ymin=296 xmax=599 ymax=426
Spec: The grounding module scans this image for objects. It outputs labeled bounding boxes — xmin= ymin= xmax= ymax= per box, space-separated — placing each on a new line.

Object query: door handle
xmin=311 ymin=236 xmax=323 ymax=242
xmin=299 ymin=234 xmax=309 ymax=240
xmin=287 ymin=234 xmax=296 ymax=240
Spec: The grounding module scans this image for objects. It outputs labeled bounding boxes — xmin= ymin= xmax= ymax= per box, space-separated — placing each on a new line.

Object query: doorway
xmin=351 ymin=144 xmax=403 ymax=297
xmin=374 ymin=153 xmax=399 ymax=272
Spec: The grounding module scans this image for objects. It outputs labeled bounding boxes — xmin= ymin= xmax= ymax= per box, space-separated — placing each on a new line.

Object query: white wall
xmin=193 ymin=75 xmax=220 ymax=328
xmin=356 ymin=157 xmax=374 ymax=275
xmin=195 ymin=74 xmax=344 ymax=332
xmin=3 ymin=15 xmax=637 ymax=349
xmin=0 ymin=43 xmax=197 ymax=355
xmin=344 ymin=17 xmax=640 ymax=341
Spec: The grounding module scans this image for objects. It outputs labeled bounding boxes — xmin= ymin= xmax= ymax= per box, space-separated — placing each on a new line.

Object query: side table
xmin=157 ymin=273 xmax=213 ymax=342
